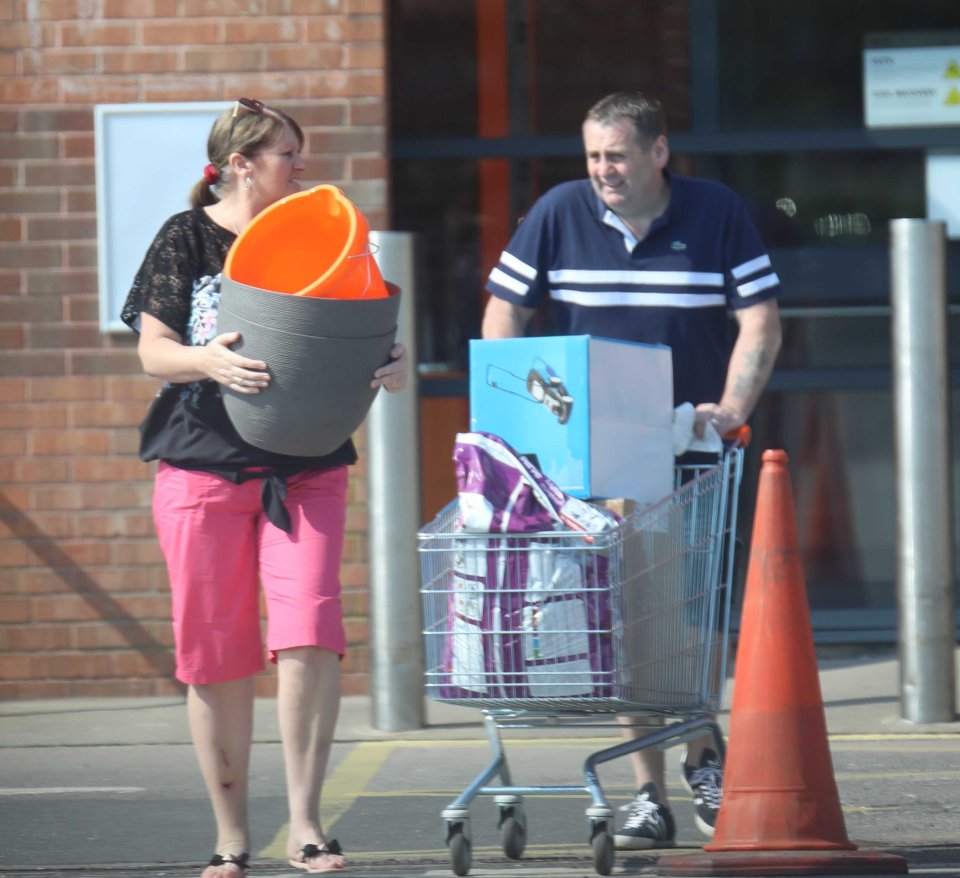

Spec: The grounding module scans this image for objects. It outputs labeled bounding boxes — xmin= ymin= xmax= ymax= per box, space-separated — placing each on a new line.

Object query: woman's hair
xmin=189 ymin=100 xmax=305 ymax=208
xmin=584 ymin=91 xmax=667 ymax=149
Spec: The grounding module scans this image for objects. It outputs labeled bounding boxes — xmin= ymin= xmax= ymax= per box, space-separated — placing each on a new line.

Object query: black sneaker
xmin=681 ymin=747 xmax=723 ymax=837
xmin=613 ymin=782 xmax=676 ymax=850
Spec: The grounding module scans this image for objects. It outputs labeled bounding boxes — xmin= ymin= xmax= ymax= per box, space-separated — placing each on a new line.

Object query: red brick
xmin=69 ymin=350 xmax=142 ymax=374
xmin=28 ymin=376 xmax=106 ymax=402
xmin=340 ymin=588 xmax=369 ymax=617
xmin=66 ymin=187 xmax=97 ymax=211
xmin=35 ymin=652 xmax=116 ymax=678
xmin=22 ymin=49 xmax=100 ymax=75
xmin=109 ymin=540 xmax=165 ymax=566
xmin=224 ymin=18 xmax=303 ymax=43
xmin=0 ymin=351 xmax=67 ymax=376
xmin=0 ymin=402 xmax=67 ymax=431
xmin=70 ymin=402 xmax=151 ymax=428
xmin=1 ymin=568 xmax=73 ymax=595
xmin=343 ymin=43 xmax=383 ymax=69
xmin=111 ymin=651 xmax=176 ymax=678
xmin=0 ymin=78 xmax=60 ymax=103
xmin=350 ymin=155 xmax=387 ymax=178
xmin=27 ymin=536 xmax=110 ymax=569
xmin=28 ymin=324 xmax=101 ymax=349
xmin=0 ymin=272 xmax=21 ymax=295
xmin=100 ymin=48 xmax=182 ymax=75
xmin=344 ymin=617 xmax=370 ymax=644
xmin=0 ymin=133 xmax=58 ymax=161
xmin=341 ymin=671 xmax=369 ymax=696
xmin=105 ymin=375 xmax=159 ymax=402
xmin=308 ymin=70 xmax=385 ymax=99
xmin=0 ymin=680 xmax=73 ymax=699
xmin=102 ymin=0 xmax=181 ymax=17
xmin=140 ymin=78 xmax=224 ymax=102
xmin=0 ymin=242 xmax=63 ymax=270
xmin=0 ymin=624 xmax=73 ymax=651
xmin=63 ymin=295 xmax=100 ymax=322
xmin=0 ymin=378 xmax=26 ymax=402
xmin=183 ymin=46 xmax=263 ymax=73
xmin=24 ymin=269 xmax=96 ymax=295
xmin=75 ymin=621 xmax=173 ymax=650
xmin=0 ymin=433 xmax=26 ymax=456
xmin=0 ymin=598 xmax=31 ymax=621
xmin=0 ymin=324 xmax=25 ymax=349
xmin=60 ymin=21 xmax=138 ymax=47
xmin=0 ymin=189 xmax=60 ymax=216
xmin=264 ymin=44 xmax=343 ymax=71
xmin=141 ymin=19 xmax=222 ymax=45
xmin=0 ymin=654 xmax=35 ymax=679
xmin=65 ymin=241 xmax=98 ymax=269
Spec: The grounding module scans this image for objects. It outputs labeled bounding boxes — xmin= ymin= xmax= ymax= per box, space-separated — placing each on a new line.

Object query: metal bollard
xmin=889 ymin=219 xmax=956 ymax=724
xmin=367 ymin=231 xmax=425 ymax=730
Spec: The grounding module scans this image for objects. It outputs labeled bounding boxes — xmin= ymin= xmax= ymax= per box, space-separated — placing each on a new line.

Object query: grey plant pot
xmin=216 ymin=275 xmax=400 ymax=457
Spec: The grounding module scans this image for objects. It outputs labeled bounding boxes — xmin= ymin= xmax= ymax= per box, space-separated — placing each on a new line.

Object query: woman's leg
xmin=278 ymin=646 xmax=347 ymax=871
xmin=187 ymin=676 xmax=256 ymax=877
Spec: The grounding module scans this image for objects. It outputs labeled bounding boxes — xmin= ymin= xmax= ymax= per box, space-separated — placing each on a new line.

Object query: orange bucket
xmin=223 ymin=184 xmax=389 ymax=299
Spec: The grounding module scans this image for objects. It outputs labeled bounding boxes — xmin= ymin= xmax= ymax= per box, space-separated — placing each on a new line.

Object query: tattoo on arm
xmin=730 ymin=345 xmax=774 ymax=407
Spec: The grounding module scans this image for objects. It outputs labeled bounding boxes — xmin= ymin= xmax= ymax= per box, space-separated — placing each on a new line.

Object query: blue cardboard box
xmin=469 ymin=336 xmax=674 ymax=505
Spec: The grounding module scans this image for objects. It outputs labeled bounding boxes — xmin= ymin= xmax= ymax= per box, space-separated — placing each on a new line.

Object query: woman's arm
xmin=137 ymin=312 xmax=270 ymax=395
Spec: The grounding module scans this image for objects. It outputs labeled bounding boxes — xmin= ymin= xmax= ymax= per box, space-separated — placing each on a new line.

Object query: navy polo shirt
xmin=485 ymin=174 xmax=780 ymax=406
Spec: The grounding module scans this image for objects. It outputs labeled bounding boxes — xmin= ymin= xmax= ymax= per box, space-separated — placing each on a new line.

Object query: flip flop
xmin=288 ymin=840 xmax=346 ymax=873
xmin=205 ymin=852 xmax=249 ymax=874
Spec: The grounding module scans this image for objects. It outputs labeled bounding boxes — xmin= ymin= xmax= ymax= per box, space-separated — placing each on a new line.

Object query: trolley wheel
xmin=447 ymin=822 xmax=472 ymax=877
xmin=498 ymin=805 xmax=527 ymax=859
xmin=590 ymin=822 xmax=614 ymax=876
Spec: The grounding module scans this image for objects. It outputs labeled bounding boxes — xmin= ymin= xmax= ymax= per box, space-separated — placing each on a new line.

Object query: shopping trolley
xmin=417 ymin=433 xmax=748 ymax=876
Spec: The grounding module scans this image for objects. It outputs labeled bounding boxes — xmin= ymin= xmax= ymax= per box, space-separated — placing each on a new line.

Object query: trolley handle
xmin=722 ymin=425 xmax=751 ymax=448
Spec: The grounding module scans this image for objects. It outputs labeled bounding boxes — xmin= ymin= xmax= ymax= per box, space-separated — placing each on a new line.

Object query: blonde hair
xmin=190 ymin=101 xmax=305 ymax=208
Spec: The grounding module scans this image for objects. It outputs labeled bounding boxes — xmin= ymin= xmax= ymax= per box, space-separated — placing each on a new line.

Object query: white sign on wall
xmin=863 ymin=42 xmax=960 ymax=128
xmin=927 ymin=151 xmax=960 ymax=240
xmin=95 ymin=102 xmax=227 ymax=332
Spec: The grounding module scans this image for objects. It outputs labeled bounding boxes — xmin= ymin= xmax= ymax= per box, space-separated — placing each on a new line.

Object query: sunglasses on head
xmin=229 ymin=97 xmax=266 ymax=139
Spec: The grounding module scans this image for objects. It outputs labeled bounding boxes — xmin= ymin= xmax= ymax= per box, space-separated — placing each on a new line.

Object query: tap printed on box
xmin=469 ymin=335 xmax=673 ymax=505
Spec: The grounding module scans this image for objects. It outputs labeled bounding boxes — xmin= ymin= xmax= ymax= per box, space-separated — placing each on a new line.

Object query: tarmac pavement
xmin=1 ymin=646 xmax=959 ymax=878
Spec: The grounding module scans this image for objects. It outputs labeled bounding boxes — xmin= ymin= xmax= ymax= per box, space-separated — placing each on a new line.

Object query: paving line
xmin=354 ymin=733 xmax=960 ymax=747
xmin=0 ymin=786 xmax=145 ymax=795
xmin=258 ymin=740 xmax=397 ymax=860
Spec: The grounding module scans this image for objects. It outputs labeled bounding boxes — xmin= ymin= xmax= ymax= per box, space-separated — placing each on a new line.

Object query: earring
xmin=244 ymin=176 xmax=253 ymax=188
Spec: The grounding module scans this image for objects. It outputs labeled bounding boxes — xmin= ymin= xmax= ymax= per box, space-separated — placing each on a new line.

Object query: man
xmin=482 ymin=91 xmax=782 ymax=849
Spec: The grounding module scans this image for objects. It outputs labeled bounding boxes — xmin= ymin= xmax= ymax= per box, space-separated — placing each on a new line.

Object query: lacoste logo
xmin=671 ymin=241 xmax=687 ymax=251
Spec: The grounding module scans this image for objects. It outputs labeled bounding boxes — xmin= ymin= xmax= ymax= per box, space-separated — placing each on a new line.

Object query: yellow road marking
xmin=258 ymin=740 xmax=397 ymax=859
xmin=257 ymin=732 xmax=959 ymax=860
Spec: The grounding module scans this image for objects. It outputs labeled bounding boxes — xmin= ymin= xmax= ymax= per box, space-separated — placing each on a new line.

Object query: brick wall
xmin=0 ymin=0 xmax=388 ymax=699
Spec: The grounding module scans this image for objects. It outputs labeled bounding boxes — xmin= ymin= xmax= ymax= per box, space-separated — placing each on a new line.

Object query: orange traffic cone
xmin=658 ymin=450 xmax=907 ymax=876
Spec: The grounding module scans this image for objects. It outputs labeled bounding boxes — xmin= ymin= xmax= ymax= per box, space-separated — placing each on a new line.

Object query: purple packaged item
xmin=440 ymin=432 xmax=618 ymax=702
xmin=453 ymin=431 xmax=620 ymax=534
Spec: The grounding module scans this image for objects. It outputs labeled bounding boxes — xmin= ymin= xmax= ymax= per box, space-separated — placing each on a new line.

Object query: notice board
xmin=95 ymin=102 xmax=227 ymax=332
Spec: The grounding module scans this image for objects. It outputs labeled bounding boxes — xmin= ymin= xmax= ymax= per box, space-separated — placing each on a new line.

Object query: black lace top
xmin=121 ymin=208 xmax=357 ymax=484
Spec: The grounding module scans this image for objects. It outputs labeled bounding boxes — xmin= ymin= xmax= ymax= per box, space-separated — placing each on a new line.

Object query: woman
xmin=121 ymin=98 xmax=408 ymax=877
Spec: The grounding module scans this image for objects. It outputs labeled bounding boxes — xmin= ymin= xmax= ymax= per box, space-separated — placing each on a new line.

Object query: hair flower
xmin=203 ymin=163 xmax=220 ymax=185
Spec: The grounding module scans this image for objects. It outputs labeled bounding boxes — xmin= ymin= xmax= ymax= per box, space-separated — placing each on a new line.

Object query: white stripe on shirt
xmin=548 ymin=269 xmax=724 ymax=287
xmin=737 ymin=272 xmax=780 ymax=298
xmin=499 ymin=250 xmax=537 ymax=280
xmin=489 ymin=266 xmax=532 ymax=297
xmin=732 ymin=254 xmax=772 ymax=279
xmin=551 ymin=289 xmax=727 ymax=308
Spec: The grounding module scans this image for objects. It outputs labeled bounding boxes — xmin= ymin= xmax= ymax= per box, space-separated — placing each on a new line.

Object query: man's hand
xmin=693 ymin=403 xmax=744 ymax=440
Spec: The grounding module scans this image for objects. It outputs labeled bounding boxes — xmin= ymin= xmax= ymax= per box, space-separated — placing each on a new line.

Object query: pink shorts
xmin=152 ymin=463 xmax=349 ymax=685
